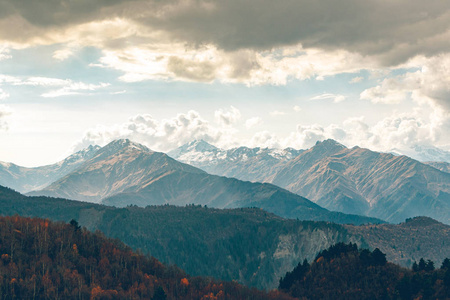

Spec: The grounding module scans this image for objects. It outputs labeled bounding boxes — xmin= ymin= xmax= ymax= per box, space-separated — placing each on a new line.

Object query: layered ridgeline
xmin=0 ymin=215 xmax=292 ymax=300
xmin=28 ymin=139 xmax=381 ymax=225
xmin=0 ymin=145 xmax=100 ymax=193
xmin=1 ymin=186 xmax=449 ymax=290
xmin=170 ymin=139 xmax=450 ymax=224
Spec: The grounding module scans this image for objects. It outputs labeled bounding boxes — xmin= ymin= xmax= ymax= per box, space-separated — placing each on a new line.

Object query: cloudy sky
xmin=0 ymin=0 xmax=449 ymax=166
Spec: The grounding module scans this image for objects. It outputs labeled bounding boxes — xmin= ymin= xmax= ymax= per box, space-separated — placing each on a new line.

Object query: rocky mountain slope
xmin=30 ymin=139 xmax=381 ymax=225
xmin=171 ymin=139 xmax=450 ymax=224
xmin=29 ymin=139 xmax=204 ymax=202
xmin=0 ymin=145 xmax=100 ymax=193
xmin=271 ymin=140 xmax=450 ymax=224
xmin=425 ymin=161 xmax=450 ymax=173
xmin=168 ymin=140 xmax=303 ymax=182
xmin=1 ymin=186 xmax=449 ymax=290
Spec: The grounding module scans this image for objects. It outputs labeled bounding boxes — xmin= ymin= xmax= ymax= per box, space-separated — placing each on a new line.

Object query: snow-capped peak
xmin=102 ymin=139 xmax=151 ymax=154
xmin=168 ymin=140 xmax=303 ymax=166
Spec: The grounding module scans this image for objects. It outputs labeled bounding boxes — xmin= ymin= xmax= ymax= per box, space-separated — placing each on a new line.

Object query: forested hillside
xmin=0 ymin=215 xmax=292 ymax=299
xmin=1 ymin=185 xmax=449 ymax=290
xmin=279 ymin=243 xmax=450 ymax=299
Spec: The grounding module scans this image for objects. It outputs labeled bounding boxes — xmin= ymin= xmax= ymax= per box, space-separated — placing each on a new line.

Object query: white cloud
xmin=310 ymin=93 xmax=347 ymax=103
xmin=350 ymin=76 xmax=363 ymax=83
xmin=110 ymin=90 xmax=127 ymax=95
xmin=41 ymin=82 xmax=110 ymax=98
xmin=245 ymin=110 xmax=449 ymax=154
xmin=74 ymin=110 xmax=230 ymax=153
xmin=72 ymin=103 xmax=450 ymax=160
xmin=341 ymin=113 xmax=450 ymax=155
xmin=0 ymin=74 xmax=20 ymax=84
xmin=17 ymin=77 xmax=71 ymax=87
xmin=248 ymin=131 xmax=281 ymax=149
xmin=360 ymin=54 xmax=450 ymax=110
xmin=293 ymin=105 xmax=302 ymax=112
xmin=53 ymin=49 xmax=74 ymax=61
xmin=0 ymin=75 xmax=111 ymax=98
xmin=360 ymin=77 xmax=409 ymax=104
xmin=214 ymin=106 xmax=241 ymax=126
xmin=0 ymin=88 xmax=9 ymax=100
xmin=0 ymin=104 xmax=12 ymax=130
xmin=270 ymin=110 xmax=286 ymax=116
xmin=0 ymin=47 xmax=11 ymax=61
xmin=245 ymin=117 xmax=262 ymax=129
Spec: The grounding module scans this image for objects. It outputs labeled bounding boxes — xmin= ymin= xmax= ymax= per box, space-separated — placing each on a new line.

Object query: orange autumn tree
xmin=0 ymin=215 xmax=294 ymax=300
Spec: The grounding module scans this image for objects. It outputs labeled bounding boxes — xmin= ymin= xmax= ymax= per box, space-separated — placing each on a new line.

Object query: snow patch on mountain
xmin=168 ymin=140 xmax=303 ymax=167
xmin=390 ymin=144 xmax=450 ymax=163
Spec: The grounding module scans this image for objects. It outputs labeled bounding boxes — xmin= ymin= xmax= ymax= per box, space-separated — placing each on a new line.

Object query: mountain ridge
xmin=29 ymin=139 xmax=382 ymax=225
xmin=0 ymin=144 xmax=101 ymax=193
xmin=171 ymin=139 xmax=450 ymax=224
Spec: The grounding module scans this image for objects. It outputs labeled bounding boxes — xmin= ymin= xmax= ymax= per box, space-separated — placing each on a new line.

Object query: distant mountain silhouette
xmin=0 ymin=145 xmax=100 ymax=193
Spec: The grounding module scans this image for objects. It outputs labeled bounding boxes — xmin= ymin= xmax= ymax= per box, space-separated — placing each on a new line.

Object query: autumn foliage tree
xmin=0 ymin=216 xmax=293 ymax=300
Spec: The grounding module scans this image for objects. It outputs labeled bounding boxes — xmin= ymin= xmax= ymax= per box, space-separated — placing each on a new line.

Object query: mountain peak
xmin=98 ymin=139 xmax=151 ymax=156
xmin=187 ymin=139 xmax=217 ymax=152
xmin=315 ymin=139 xmax=346 ymax=148
xmin=312 ymin=139 xmax=347 ymax=153
xmin=168 ymin=139 xmax=218 ymax=159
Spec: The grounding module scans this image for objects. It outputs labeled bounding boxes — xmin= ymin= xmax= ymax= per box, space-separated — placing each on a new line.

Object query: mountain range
xmin=390 ymin=144 xmax=450 ymax=163
xmin=167 ymin=139 xmax=303 ymax=183
xmin=0 ymin=144 xmax=100 ymax=193
xmin=26 ymin=139 xmax=380 ymax=225
xmin=170 ymin=139 xmax=450 ymax=224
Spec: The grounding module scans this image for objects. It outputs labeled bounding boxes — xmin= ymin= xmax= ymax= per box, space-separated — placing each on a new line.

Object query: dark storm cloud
xmin=138 ymin=0 xmax=450 ymax=65
xmin=0 ymin=0 xmax=125 ymax=26
xmin=0 ymin=0 xmax=449 ymax=65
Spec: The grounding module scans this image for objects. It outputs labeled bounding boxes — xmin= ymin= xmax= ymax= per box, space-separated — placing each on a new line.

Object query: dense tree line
xmin=0 ymin=215 xmax=293 ymax=299
xmin=279 ymin=242 xmax=450 ymax=299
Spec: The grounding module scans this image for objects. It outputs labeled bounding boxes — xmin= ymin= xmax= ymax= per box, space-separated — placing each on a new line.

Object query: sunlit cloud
xmin=310 ymin=93 xmax=346 ymax=103
xmin=41 ymin=82 xmax=110 ymax=98
xmin=0 ymin=88 xmax=9 ymax=100
xmin=270 ymin=110 xmax=286 ymax=116
xmin=349 ymin=76 xmax=363 ymax=83
xmin=245 ymin=117 xmax=263 ymax=129
xmin=0 ymin=75 xmax=111 ymax=98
